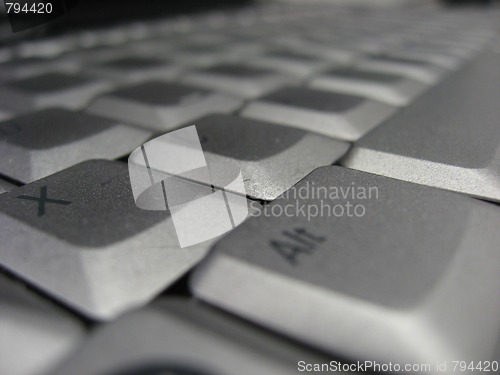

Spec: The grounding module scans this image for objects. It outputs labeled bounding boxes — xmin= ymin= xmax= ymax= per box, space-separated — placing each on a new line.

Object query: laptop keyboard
xmin=0 ymin=1 xmax=499 ymax=374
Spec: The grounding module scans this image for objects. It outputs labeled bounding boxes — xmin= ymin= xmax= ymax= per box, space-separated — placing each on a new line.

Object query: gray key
xmin=87 ymin=81 xmax=242 ymax=131
xmin=86 ymin=56 xmax=182 ymax=82
xmin=242 ymin=87 xmax=396 ymax=141
xmin=52 ymin=299 xmax=335 ymax=375
xmin=172 ymin=43 xmax=263 ymax=67
xmin=272 ymin=36 xmax=356 ymax=63
xmin=191 ymin=166 xmax=500 ymax=370
xmin=0 ymin=272 xmax=84 ymax=375
xmin=246 ymin=50 xmax=332 ymax=78
xmin=309 ymin=67 xmax=427 ymax=106
xmin=117 ymin=39 xmax=178 ymax=57
xmin=0 ymin=109 xmax=152 ymax=183
xmin=344 ymin=52 xmax=500 ymax=202
xmin=59 ymin=45 xmax=140 ymax=66
xmin=399 ymin=41 xmax=475 ymax=59
xmin=354 ymin=54 xmax=448 ymax=84
xmin=0 ymin=178 xmax=15 ymax=194
xmin=182 ymin=64 xmax=292 ymax=99
xmin=0 ymin=57 xmax=76 ymax=81
xmin=383 ymin=48 xmax=462 ymax=69
xmin=15 ymin=36 xmax=78 ymax=59
xmin=131 ymin=114 xmax=349 ymax=201
xmin=0 ymin=160 xmax=215 ymax=320
xmin=0 ymin=72 xmax=112 ymax=112
xmin=169 ymin=44 xmax=236 ymax=67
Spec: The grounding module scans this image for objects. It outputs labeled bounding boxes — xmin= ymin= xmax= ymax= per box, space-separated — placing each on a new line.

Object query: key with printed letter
xmin=51 ymin=298 xmax=336 ymax=375
xmin=309 ymin=67 xmax=427 ymax=106
xmin=0 ymin=72 xmax=112 ymax=112
xmin=182 ymin=64 xmax=293 ymax=99
xmin=191 ymin=166 xmax=500 ymax=371
xmin=129 ymin=114 xmax=349 ymax=201
xmin=0 ymin=160 xmax=217 ymax=320
xmin=343 ymin=52 xmax=500 ymax=202
xmin=242 ymin=86 xmax=396 ymax=141
xmin=0 ymin=109 xmax=152 ymax=183
xmin=87 ymin=81 xmax=242 ymax=131
xmin=0 ymin=272 xmax=85 ymax=375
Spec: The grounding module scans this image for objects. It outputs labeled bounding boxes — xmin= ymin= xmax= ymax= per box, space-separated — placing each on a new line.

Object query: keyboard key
xmin=0 ymin=178 xmax=15 ymax=194
xmin=0 ymin=160 xmax=215 ymax=320
xmin=121 ymin=37 xmax=177 ymax=54
xmin=130 ymin=114 xmax=349 ymax=201
xmin=86 ymin=56 xmax=182 ymax=82
xmin=246 ymin=50 xmax=332 ymax=78
xmin=242 ymin=87 xmax=396 ymax=141
xmin=52 ymin=299 xmax=330 ymax=375
xmin=384 ymin=48 xmax=462 ymax=69
xmin=0 ymin=272 xmax=84 ymax=375
xmin=399 ymin=41 xmax=475 ymax=59
xmin=76 ymin=28 xmax=127 ymax=48
xmin=0 ymin=72 xmax=112 ymax=112
xmin=192 ymin=166 xmax=500 ymax=367
xmin=309 ymin=67 xmax=427 ymax=106
xmin=180 ymin=32 xmax=233 ymax=47
xmin=0 ymin=57 xmax=76 ymax=81
xmin=272 ymin=36 xmax=356 ymax=63
xmin=344 ymin=52 xmax=500 ymax=202
xmin=0 ymin=109 xmax=152 ymax=183
xmin=182 ymin=64 xmax=292 ymax=99
xmin=59 ymin=45 xmax=139 ymax=66
xmin=354 ymin=54 xmax=448 ymax=84
xmin=16 ymin=36 xmax=77 ymax=59
xmin=169 ymin=44 xmax=236 ymax=67
xmin=172 ymin=43 xmax=263 ymax=67
xmin=87 ymin=81 xmax=242 ymax=131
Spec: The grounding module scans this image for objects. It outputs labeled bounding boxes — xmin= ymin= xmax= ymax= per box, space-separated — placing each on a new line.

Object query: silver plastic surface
xmin=344 ymin=52 xmax=500 ymax=202
xmin=0 ymin=273 xmax=84 ymax=375
xmin=52 ymin=299 xmax=337 ymax=375
xmin=192 ymin=166 xmax=500 ymax=372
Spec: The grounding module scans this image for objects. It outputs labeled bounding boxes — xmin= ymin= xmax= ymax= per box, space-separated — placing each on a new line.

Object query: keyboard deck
xmin=0 ymin=1 xmax=499 ymax=375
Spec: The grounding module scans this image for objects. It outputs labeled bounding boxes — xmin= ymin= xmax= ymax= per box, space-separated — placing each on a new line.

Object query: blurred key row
xmin=0 ymin=53 xmax=499 ymax=201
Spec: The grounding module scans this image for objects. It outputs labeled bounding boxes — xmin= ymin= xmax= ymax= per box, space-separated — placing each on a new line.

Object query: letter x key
xmin=17 ymin=186 xmax=71 ymax=216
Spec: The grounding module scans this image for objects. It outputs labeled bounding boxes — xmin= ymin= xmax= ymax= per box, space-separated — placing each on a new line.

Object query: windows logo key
xmin=128 ymin=125 xmax=249 ymax=248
